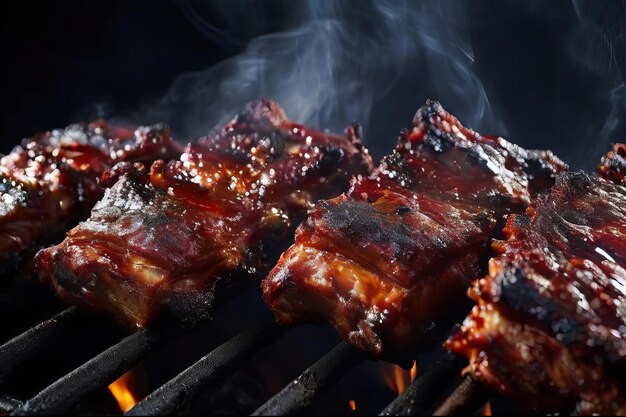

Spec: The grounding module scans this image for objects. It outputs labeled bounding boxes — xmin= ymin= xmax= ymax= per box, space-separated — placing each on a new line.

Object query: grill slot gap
xmin=252 ymin=342 xmax=364 ymax=416
xmin=11 ymin=327 xmax=175 ymax=415
xmin=432 ymin=376 xmax=490 ymax=416
xmin=127 ymin=321 xmax=283 ymax=415
xmin=0 ymin=307 xmax=80 ymax=379
xmin=379 ymin=351 xmax=465 ymax=416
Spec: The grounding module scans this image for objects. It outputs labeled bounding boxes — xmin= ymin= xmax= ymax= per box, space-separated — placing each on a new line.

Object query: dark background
xmin=1 ymin=0 xmax=625 ymax=169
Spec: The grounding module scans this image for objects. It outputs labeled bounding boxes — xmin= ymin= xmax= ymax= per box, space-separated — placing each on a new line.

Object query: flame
xmin=349 ymin=400 xmax=356 ymax=411
xmin=482 ymin=401 xmax=492 ymax=416
xmin=380 ymin=361 xmax=416 ymax=394
xmin=108 ymin=370 xmax=138 ymax=412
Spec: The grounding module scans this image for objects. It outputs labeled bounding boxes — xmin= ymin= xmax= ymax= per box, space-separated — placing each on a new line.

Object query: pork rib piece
xmin=599 ymin=143 xmax=626 ymax=184
xmin=35 ymin=99 xmax=373 ymax=328
xmin=446 ymin=171 xmax=626 ymax=415
xmin=262 ymin=100 xmax=566 ymax=365
xmin=0 ymin=121 xmax=180 ymax=277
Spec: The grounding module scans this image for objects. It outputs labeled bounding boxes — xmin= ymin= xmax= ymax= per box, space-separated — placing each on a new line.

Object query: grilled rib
xmin=35 ymin=99 xmax=373 ymax=328
xmin=446 ymin=170 xmax=626 ymax=414
xmin=0 ymin=121 xmax=180 ymax=278
xmin=262 ymin=100 xmax=567 ymax=365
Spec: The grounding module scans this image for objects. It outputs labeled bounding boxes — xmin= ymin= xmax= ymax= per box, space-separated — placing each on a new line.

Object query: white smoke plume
xmin=116 ymin=0 xmax=624 ymax=168
xmin=122 ymin=0 xmax=499 ymax=160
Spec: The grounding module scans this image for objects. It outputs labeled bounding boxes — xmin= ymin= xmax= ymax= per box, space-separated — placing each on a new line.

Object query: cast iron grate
xmin=0 ymin=281 xmax=490 ymax=416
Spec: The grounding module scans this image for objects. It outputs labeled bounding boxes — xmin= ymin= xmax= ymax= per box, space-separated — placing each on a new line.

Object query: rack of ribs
xmin=35 ymin=99 xmax=374 ymax=328
xmin=0 ymin=121 xmax=180 ymax=278
xmin=262 ymin=100 xmax=567 ymax=365
xmin=446 ymin=170 xmax=626 ymax=414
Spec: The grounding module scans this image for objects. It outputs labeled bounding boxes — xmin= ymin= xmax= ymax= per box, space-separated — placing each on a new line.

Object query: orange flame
xmin=380 ymin=360 xmax=416 ymax=394
xmin=349 ymin=399 xmax=356 ymax=411
xmin=108 ymin=370 xmax=138 ymax=412
xmin=482 ymin=401 xmax=492 ymax=416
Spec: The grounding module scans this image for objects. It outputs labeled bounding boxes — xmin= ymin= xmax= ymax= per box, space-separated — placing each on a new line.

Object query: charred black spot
xmin=423 ymin=130 xmax=453 ymax=153
xmin=550 ymin=317 xmax=580 ymax=345
xmin=474 ymin=212 xmax=494 ymax=229
xmin=145 ymin=123 xmax=169 ymax=143
xmin=500 ymin=268 xmax=555 ymax=323
xmin=523 ymin=154 xmax=550 ymax=177
xmin=513 ymin=213 xmax=531 ymax=229
xmin=558 ymin=170 xmax=594 ymax=193
xmin=317 ymin=146 xmax=344 ymax=173
xmin=260 ymin=132 xmax=286 ymax=159
xmin=230 ymin=148 xmax=252 ymax=164
xmin=499 ymin=267 xmax=583 ymax=345
xmin=413 ymin=99 xmax=443 ymax=125
xmin=321 ymin=200 xmax=416 ymax=257
xmin=396 ymin=206 xmax=411 ymax=215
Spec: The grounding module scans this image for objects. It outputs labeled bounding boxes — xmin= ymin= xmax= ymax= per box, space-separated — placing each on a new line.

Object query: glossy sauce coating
xmin=447 ymin=171 xmax=626 ymax=414
xmin=0 ymin=121 xmax=180 ymax=276
xmin=35 ymin=99 xmax=373 ymax=328
xmin=262 ymin=100 xmax=567 ymax=364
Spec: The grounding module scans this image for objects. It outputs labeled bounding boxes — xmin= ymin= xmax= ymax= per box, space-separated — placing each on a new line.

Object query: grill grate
xmin=11 ymin=327 xmax=173 ymax=415
xmin=380 ymin=351 xmax=465 ymax=416
xmin=128 ymin=322 xmax=282 ymax=416
xmin=0 ymin=281 xmax=491 ymax=416
xmin=252 ymin=342 xmax=364 ymax=416
xmin=432 ymin=377 xmax=490 ymax=416
xmin=0 ymin=307 xmax=80 ymax=379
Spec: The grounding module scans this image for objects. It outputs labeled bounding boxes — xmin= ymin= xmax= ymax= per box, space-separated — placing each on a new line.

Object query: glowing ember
xmin=349 ymin=399 xmax=356 ymax=411
xmin=483 ymin=401 xmax=492 ymax=416
xmin=108 ymin=371 xmax=138 ymax=412
xmin=380 ymin=361 xmax=415 ymax=394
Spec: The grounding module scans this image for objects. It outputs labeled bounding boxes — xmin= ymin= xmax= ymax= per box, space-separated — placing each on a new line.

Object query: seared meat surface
xmin=0 ymin=121 xmax=180 ymax=277
xmin=599 ymin=143 xmax=626 ymax=184
xmin=262 ymin=100 xmax=566 ymax=364
xmin=446 ymin=171 xmax=626 ymax=415
xmin=36 ymin=99 xmax=373 ymax=328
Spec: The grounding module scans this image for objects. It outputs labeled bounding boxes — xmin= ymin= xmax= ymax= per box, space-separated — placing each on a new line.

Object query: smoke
xmin=122 ymin=0 xmax=498 ymax=159
xmin=567 ymin=0 xmax=626 ymax=168
xmin=119 ymin=0 xmax=625 ymax=169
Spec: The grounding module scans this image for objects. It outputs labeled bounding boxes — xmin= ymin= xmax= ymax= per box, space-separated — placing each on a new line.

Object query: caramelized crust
xmin=0 ymin=121 xmax=180 ymax=277
xmin=262 ymin=100 xmax=566 ymax=364
xmin=36 ymin=99 xmax=373 ymax=328
xmin=447 ymin=171 xmax=626 ymax=414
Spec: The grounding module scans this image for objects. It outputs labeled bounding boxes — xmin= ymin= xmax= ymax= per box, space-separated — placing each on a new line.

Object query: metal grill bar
xmin=252 ymin=342 xmax=364 ymax=416
xmin=0 ymin=307 xmax=80 ymax=379
xmin=11 ymin=327 xmax=174 ymax=415
xmin=432 ymin=377 xmax=490 ymax=416
xmin=126 ymin=321 xmax=283 ymax=415
xmin=379 ymin=352 xmax=465 ymax=416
